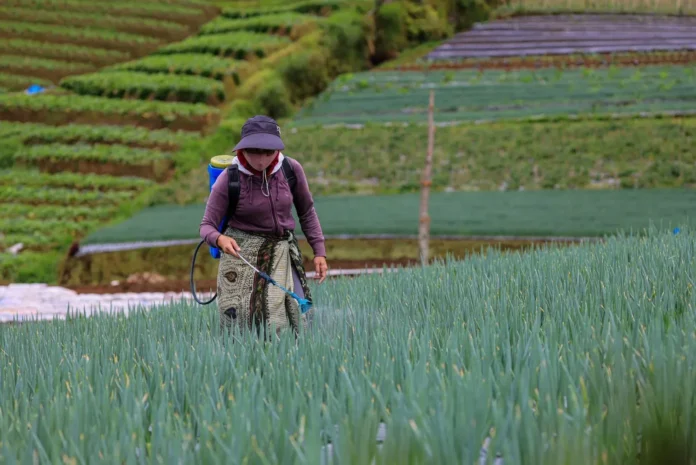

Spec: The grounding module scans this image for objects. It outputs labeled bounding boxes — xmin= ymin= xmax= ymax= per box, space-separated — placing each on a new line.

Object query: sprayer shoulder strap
xmin=226 ymin=164 xmax=240 ymax=221
xmin=281 ymin=156 xmax=297 ymax=194
xmin=226 ymin=157 xmax=297 ymax=220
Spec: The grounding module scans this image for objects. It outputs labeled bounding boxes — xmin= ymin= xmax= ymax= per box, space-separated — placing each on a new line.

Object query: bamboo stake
xmin=418 ymin=90 xmax=435 ymax=266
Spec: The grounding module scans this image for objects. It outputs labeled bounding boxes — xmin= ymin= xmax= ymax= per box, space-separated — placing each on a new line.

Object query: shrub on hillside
xmin=226 ymin=98 xmax=259 ymax=119
xmin=1 ymin=252 xmax=62 ymax=283
xmin=454 ymin=0 xmax=501 ymax=29
xmin=371 ymin=0 xmax=458 ymax=64
xmin=373 ymin=1 xmax=409 ymax=63
xmin=0 ymin=138 xmax=20 ymax=169
xmin=319 ymin=9 xmax=374 ymax=76
xmin=258 ymin=30 xmax=324 ymax=71
xmin=255 ymin=78 xmax=293 ymax=120
xmin=277 ymin=48 xmax=331 ymax=103
xmin=404 ymin=1 xmax=453 ymax=43
xmin=238 ymin=69 xmax=293 ymax=120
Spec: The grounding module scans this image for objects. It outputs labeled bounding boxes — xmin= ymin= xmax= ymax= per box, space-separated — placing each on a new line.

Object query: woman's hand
xmin=314 ymin=256 xmax=328 ymax=284
xmin=216 ymin=235 xmax=241 ymax=257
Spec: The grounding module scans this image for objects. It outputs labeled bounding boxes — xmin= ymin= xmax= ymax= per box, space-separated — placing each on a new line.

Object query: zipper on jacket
xmin=268 ymin=179 xmax=280 ymax=235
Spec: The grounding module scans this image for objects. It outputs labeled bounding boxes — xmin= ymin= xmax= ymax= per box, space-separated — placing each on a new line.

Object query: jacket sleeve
xmin=291 ymin=159 xmax=326 ymax=257
xmin=199 ymin=168 xmax=229 ymax=248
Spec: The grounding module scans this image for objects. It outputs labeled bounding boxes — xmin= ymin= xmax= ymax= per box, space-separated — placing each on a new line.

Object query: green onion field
xmin=2 ymin=227 xmax=695 ymax=463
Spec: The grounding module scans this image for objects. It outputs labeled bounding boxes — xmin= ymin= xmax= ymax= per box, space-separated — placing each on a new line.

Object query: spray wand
xmin=236 ymin=252 xmax=312 ymax=314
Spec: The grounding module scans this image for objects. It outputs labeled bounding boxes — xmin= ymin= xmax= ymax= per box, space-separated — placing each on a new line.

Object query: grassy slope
xmin=82 ymin=188 xmax=696 ymax=244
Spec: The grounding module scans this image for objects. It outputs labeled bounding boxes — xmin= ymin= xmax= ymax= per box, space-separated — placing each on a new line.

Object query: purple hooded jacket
xmin=199 ymin=154 xmax=326 ymax=258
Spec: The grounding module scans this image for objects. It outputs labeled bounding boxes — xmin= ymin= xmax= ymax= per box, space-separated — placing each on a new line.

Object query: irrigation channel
xmin=60 ymin=235 xmax=597 ymax=293
xmin=425 ymin=14 xmax=696 ymax=60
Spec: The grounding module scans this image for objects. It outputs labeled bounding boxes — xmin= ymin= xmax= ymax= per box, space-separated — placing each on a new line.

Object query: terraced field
xmin=498 ymin=0 xmax=696 ymax=15
xmin=379 ymin=14 xmax=696 ymax=71
xmin=4 ymin=2 xmax=696 ymax=285
xmin=292 ymin=65 xmax=696 ymax=126
xmin=0 ymin=0 xmax=348 ymax=283
xmin=425 ymin=14 xmax=696 ymax=61
xmin=284 ymin=118 xmax=696 ymax=194
xmin=199 ymin=11 xmax=323 ymax=36
xmin=81 ymin=188 xmax=696 ymax=245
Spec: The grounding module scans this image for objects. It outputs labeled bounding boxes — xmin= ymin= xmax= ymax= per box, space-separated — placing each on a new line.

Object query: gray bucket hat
xmin=232 ymin=115 xmax=285 ymax=151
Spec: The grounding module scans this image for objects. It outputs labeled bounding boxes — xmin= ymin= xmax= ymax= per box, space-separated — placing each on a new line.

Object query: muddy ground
xmin=60 ymin=237 xmax=594 ymax=294
xmin=65 ymin=258 xmax=418 ymax=294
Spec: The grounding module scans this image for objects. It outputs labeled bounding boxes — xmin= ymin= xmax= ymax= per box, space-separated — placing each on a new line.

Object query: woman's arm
xmin=290 ymin=159 xmax=326 ymax=258
xmin=199 ymin=168 xmax=229 ymax=248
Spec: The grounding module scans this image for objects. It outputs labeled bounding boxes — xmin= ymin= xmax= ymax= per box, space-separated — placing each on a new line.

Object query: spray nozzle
xmin=239 ymin=254 xmax=313 ymax=314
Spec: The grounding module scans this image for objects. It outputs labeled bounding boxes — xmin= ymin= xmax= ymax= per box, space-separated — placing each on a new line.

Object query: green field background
xmin=292 ymin=66 xmax=696 ymax=125
xmin=83 ymin=189 xmax=696 ymax=244
xmin=284 ymin=118 xmax=696 ymax=195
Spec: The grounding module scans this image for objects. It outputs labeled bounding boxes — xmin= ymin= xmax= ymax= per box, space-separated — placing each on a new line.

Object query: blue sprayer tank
xmin=207 ymin=154 xmax=235 ymax=259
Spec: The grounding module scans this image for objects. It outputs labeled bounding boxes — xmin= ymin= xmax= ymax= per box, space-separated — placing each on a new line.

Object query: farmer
xmin=199 ymin=115 xmax=328 ymax=338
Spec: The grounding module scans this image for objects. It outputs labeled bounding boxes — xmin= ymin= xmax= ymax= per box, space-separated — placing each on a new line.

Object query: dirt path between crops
xmin=0 ymin=283 xmax=212 ymax=323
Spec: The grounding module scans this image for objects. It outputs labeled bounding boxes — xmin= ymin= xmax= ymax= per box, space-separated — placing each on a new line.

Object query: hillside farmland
xmin=0 ymin=0 xmax=356 ymax=283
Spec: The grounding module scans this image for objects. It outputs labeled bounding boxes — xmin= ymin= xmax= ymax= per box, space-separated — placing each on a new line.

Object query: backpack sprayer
xmin=189 ymin=155 xmax=312 ymax=314
xmin=189 ymin=155 xmax=231 ymax=305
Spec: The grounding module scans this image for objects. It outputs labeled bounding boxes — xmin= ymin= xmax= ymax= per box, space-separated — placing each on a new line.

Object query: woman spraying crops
xmin=199 ymin=115 xmax=328 ymax=338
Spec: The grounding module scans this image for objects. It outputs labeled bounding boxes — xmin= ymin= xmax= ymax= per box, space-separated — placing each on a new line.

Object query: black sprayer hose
xmin=190 ymin=239 xmax=217 ymax=305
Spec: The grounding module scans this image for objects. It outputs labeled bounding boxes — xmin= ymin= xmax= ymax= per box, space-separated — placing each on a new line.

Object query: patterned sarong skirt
xmin=216 ymin=227 xmax=312 ymax=337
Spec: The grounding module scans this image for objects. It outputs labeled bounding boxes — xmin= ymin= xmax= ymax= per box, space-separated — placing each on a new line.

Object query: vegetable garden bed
xmin=80 ymin=188 xmax=696 ymax=246
xmin=0 ymin=0 xmax=218 ymax=27
xmin=0 ymin=167 xmax=155 ymax=256
xmin=0 ymin=185 xmax=136 ymax=207
xmin=60 ymin=71 xmax=227 ymax=105
xmin=425 ymin=14 xmax=696 ymax=60
xmin=14 ymin=143 xmax=175 ymax=181
xmin=292 ymin=65 xmax=696 ymax=126
xmin=0 ymin=94 xmax=220 ymax=133
xmin=0 ymin=170 xmax=154 ymax=192
xmin=106 ymin=54 xmax=243 ymax=83
xmin=496 ymin=0 xmax=696 ymax=15
xmin=0 ymin=72 xmax=51 ymax=91
xmin=283 ymin=118 xmax=696 ymax=194
xmin=0 ymin=54 xmax=96 ymax=82
xmin=379 ymin=50 xmax=696 ymax=71
xmin=0 ymin=7 xmax=191 ymax=41
xmin=0 ymin=39 xmax=129 ymax=67
xmin=0 ymin=20 xmax=163 ymax=55
xmin=220 ymin=0 xmax=345 ymax=19
xmin=0 ymin=122 xmax=194 ymax=151
xmin=199 ymin=12 xmax=321 ymax=36
xmin=152 ymin=30 xmax=291 ymax=59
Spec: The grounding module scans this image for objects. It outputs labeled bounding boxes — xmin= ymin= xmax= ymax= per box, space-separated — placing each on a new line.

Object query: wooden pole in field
xmin=418 ymin=90 xmax=435 ymax=266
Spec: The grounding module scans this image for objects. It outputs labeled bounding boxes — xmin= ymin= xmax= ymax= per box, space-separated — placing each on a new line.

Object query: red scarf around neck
xmin=236 ymin=150 xmax=279 ymax=176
